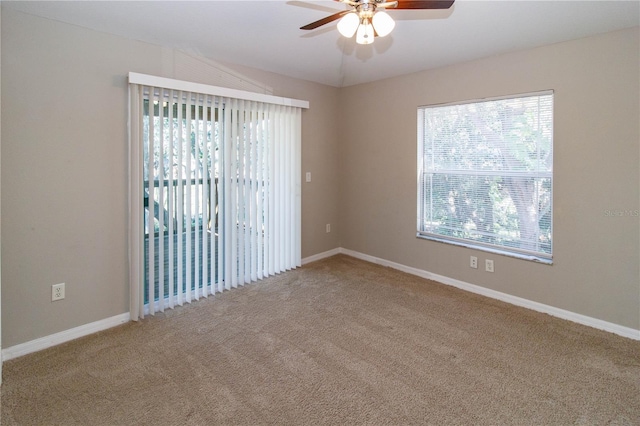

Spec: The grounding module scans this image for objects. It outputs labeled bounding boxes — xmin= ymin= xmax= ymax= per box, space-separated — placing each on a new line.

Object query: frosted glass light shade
xmin=372 ymin=11 xmax=395 ymax=37
xmin=337 ymin=13 xmax=360 ymax=38
xmin=356 ymin=19 xmax=374 ymax=45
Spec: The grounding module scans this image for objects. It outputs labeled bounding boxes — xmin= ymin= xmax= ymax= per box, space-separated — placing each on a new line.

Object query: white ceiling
xmin=4 ymin=0 xmax=639 ymax=87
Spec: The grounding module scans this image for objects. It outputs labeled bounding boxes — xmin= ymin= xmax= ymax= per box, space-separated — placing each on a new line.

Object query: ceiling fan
xmin=300 ymin=0 xmax=455 ymax=45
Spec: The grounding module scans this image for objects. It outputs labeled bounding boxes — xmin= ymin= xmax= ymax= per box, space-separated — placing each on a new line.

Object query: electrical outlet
xmin=485 ymin=259 xmax=494 ymax=273
xmin=306 ymin=172 xmax=311 ymax=182
xmin=326 ymin=223 xmax=331 ymax=233
xmin=52 ymin=283 xmax=65 ymax=301
xmin=470 ymin=256 xmax=478 ymax=269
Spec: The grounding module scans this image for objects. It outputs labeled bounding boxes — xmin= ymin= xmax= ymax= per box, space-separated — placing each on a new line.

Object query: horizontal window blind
xmin=417 ymin=91 xmax=553 ymax=262
xmin=129 ymin=74 xmax=305 ymax=320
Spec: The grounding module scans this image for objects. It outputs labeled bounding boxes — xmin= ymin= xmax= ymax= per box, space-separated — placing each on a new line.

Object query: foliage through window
xmin=417 ymin=91 xmax=553 ymax=263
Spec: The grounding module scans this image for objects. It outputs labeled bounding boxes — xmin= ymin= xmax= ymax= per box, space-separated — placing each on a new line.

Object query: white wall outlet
xmin=52 ymin=283 xmax=65 ymax=301
xmin=485 ymin=259 xmax=494 ymax=273
xmin=470 ymin=256 xmax=478 ymax=269
xmin=306 ymin=172 xmax=311 ymax=182
xmin=326 ymin=223 xmax=331 ymax=233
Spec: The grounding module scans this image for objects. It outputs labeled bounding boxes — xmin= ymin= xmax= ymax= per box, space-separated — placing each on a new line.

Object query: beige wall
xmin=0 ymin=4 xmax=3 ymax=376
xmin=1 ymin=8 xmax=638 ymax=349
xmin=1 ymin=9 xmax=340 ymax=347
xmin=338 ymin=27 xmax=640 ymax=330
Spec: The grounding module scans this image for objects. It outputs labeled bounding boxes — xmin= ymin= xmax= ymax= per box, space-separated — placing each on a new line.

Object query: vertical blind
xmin=417 ymin=91 xmax=553 ymax=262
xmin=129 ymin=73 xmax=307 ymax=320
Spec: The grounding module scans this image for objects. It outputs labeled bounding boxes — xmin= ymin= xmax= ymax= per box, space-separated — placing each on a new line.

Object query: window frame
xmin=416 ymin=90 xmax=554 ymax=264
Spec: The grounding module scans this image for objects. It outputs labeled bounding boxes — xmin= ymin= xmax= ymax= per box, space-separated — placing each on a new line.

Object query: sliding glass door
xmin=129 ymin=74 xmax=305 ymax=320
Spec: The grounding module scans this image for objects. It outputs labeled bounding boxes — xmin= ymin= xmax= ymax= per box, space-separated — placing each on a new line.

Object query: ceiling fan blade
xmin=394 ymin=0 xmax=454 ymax=9
xmin=334 ymin=0 xmax=359 ymax=6
xmin=300 ymin=10 xmax=351 ymax=30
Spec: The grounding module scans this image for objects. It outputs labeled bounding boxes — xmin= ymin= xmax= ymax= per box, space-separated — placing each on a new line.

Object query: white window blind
xmin=129 ymin=73 xmax=306 ymax=320
xmin=417 ymin=91 xmax=553 ymax=262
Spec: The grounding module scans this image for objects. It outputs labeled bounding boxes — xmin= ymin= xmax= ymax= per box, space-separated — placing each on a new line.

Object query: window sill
xmin=416 ymin=233 xmax=553 ymax=265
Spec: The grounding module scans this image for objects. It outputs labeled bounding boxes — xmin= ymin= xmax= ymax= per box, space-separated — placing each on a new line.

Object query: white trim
xmin=338 ymin=248 xmax=640 ymax=341
xmin=416 ymin=233 xmax=553 ymax=264
xmin=2 ymin=313 xmax=130 ymax=361
xmin=4 ymin=246 xmax=638 ymax=361
xmin=419 ymin=89 xmax=554 ymax=109
xmin=302 ymin=248 xmax=341 ymax=265
xmin=128 ymin=72 xmax=309 ymax=109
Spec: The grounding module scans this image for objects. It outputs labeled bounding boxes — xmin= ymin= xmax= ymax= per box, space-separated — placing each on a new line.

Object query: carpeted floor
xmin=2 ymin=254 xmax=639 ymax=425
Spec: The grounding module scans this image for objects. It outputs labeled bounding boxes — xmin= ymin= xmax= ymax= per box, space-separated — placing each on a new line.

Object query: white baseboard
xmin=339 ymin=248 xmax=640 ymax=341
xmin=2 ymin=313 xmax=130 ymax=361
xmin=1 ymin=249 xmax=338 ymax=361
xmin=3 ymin=246 xmax=638 ymax=362
xmin=302 ymin=247 xmax=341 ymax=265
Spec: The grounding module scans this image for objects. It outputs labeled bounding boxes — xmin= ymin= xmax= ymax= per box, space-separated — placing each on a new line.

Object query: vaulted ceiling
xmin=4 ymin=1 xmax=639 ymax=87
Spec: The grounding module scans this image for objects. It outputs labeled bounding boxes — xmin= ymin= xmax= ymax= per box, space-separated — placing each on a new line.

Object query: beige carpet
xmin=2 ymin=255 xmax=639 ymax=425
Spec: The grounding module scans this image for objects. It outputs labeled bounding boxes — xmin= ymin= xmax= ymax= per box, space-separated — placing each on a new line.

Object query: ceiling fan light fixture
xmin=371 ymin=10 xmax=395 ymax=37
xmin=356 ymin=18 xmax=374 ymax=45
xmin=337 ymin=12 xmax=360 ymax=38
xmin=300 ymin=0 xmax=455 ymax=45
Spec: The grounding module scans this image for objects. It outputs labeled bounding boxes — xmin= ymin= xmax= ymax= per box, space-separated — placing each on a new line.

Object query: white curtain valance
xmin=129 ymin=72 xmax=309 ymax=109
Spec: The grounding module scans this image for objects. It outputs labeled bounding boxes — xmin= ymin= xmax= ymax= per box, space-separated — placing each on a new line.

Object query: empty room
xmin=1 ymin=0 xmax=639 ymax=424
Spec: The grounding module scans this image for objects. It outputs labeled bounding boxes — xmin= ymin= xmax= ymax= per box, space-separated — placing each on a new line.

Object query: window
xmin=417 ymin=91 xmax=553 ymax=263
